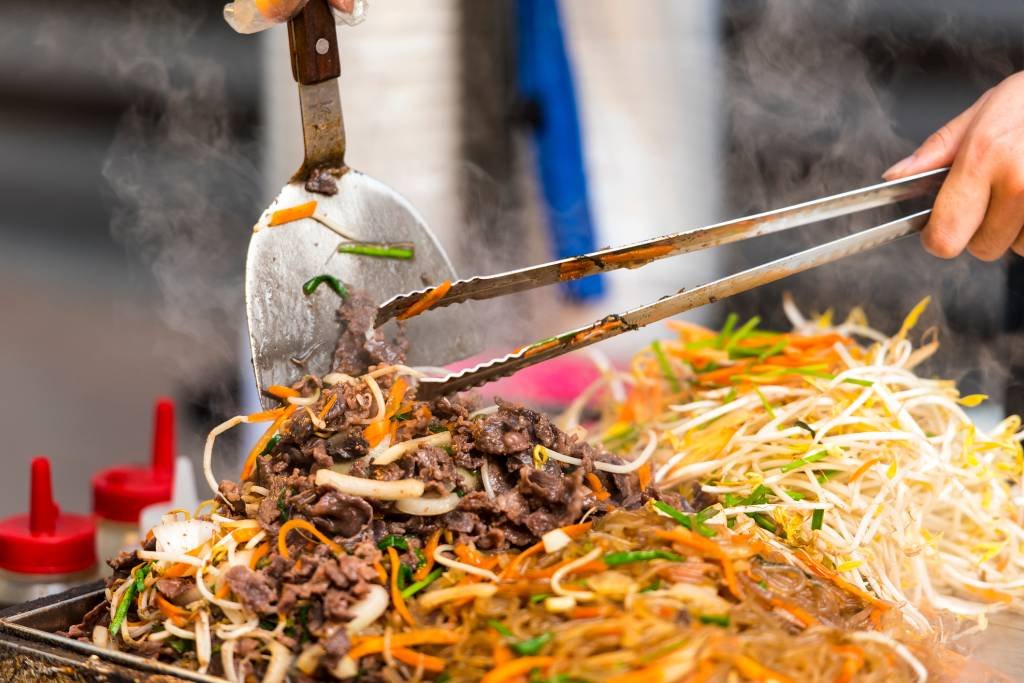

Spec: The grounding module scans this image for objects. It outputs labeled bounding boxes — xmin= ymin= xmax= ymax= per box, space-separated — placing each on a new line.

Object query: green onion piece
xmin=742 ymin=485 xmax=769 ymax=506
xmin=169 ymin=638 xmax=193 ymax=654
xmin=133 ymin=562 xmax=152 ymax=592
xmin=790 ymin=366 xmax=834 ymax=379
xmin=377 ymin=534 xmax=409 ymax=551
xmin=843 ymin=378 xmax=874 ymax=387
xmin=758 ymin=579 xmax=769 ymax=589
xmin=337 ymin=242 xmax=415 ymax=260
xmin=794 ymin=420 xmax=816 ymax=437
xmin=301 ymin=274 xmax=348 ymax=298
xmin=816 ymin=469 xmax=839 ymax=484
xmin=110 ymin=563 xmax=151 ymax=635
xmin=414 ymin=548 xmax=426 ymax=568
xmin=640 ymin=638 xmax=687 ymax=663
xmin=435 ymin=673 xmax=452 ymax=683
xmin=754 ymin=388 xmax=776 ymax=419
xmin=698 ymin=614 xmax=731 ymax=627
xmin=511 ymin=631 xmax=554 ymax=656
xmin=725 ymin=316 xmax=761 ymax=349
xmin=653 ymin=500 xmax=717 ymax=537
xmin=640 ymin=579 xmax=662 ymax=593
xmin=785 ymin=490 xmax=807 ymax=501
xmin=750 ymin=512 xmax=777 ymax=533
xmin=757 ymin=339 xmax=788 ymax=361
xmin=529 ymin=593 xmax=550 ymax=605
xmin=401 ymin=568 xmax=444 ymax=599
xmin=276 ymin=491 xmax=290 ymax=522
xmin=811 ymin=508 xmax=825 ymax=530
xmin=487 ymin=619 xmax=515 ymax=638
xmin=723 ymin=388 xmax=737 ymax=404
xmin=603 ymin=550 xmax=683 ymax=566
xmin=781 ymin=449 xmax=829 ymax=473
xmin=651 ymin=340 xmax=681 ymax=392
xmin=260 ymin=433 xmax=282 ymax=455
xmin=397 ymin=563 xmax=414 ymax=591
xmin=717 ymin=313 xmax=739 ymax=348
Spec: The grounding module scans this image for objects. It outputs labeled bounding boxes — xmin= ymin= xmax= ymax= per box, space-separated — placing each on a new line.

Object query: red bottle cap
xmin=92 ymin=398 xmax=175 ymax=523
xmin=0 ymin=457 xmax=97 ymax=574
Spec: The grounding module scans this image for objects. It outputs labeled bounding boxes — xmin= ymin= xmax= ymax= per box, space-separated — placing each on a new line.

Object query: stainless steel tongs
xmin=378 ymin=168 xmax=947 ymax=400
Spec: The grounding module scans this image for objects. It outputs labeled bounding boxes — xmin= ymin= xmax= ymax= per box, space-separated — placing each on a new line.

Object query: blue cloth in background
xmin=516 ymin=0 xmax=604 ymax=301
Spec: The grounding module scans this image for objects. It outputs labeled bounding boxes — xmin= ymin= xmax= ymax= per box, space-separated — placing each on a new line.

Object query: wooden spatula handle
xmin=288 ymin=0 xmax=340 ymax=85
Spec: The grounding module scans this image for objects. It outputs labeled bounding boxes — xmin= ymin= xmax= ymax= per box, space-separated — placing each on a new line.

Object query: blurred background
xmin=1 ymin=0 xmax=1022 ymax=516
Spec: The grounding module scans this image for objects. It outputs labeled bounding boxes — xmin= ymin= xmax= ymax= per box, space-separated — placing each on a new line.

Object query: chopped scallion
xmin=301 ymin=274 xmax=348 ymax=298
xmin=811 ymin=508 xmax=825 ymax=530
xmin=603 ymin=549 xmax=683 ymax=566
xmin=781 ymin=449 xmax=829 ymax=473
xmin=337 ymin=242 xmax=415 ymax=260
xmin=651 ymin=340 xmax=681 ymax=392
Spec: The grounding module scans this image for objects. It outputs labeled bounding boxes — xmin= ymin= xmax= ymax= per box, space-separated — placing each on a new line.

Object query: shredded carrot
xmin=241 ymin=404 xmax=298 ymax=480
xmin=388 ymin=546 xmax=417 ymax=626
xmin=559 ymin=522 xmax=594 ymax=538
xmin=523 ymin=338 xmax=562 ymax=358
xmin=499 ymin=539 xmax=544 ymax=579
xmin=848 ymin=457 xmax=882 ymax=483
xmin=769 ymin=597 xmax=818 ymax=628
xmin=655 ymin=528 xmax=743 ymax=599
xmin=637 ymin=462 xmax=652 ymax=490
xmin=162 ymin=562 xmax=197 ymax=578
xmin=569 ymin=606 xmax=606 ymax=619
xmin=155 ymin=594 xmax=190 ymax=627
xmin=414 ymin=529 xmax=442 ymax=581
xmin=389 ymin=646 xmax=446 ymax=672
xmin=961 ymin=583 xmax=1014 ymax=604
xmin=601 ymin=244 xmax=675 ymax=266
xmin=696 ymin=362 xmax=754 ymax=385
xmin=215 ymin=581 xmax=231 ymax=599
xmin=480 ymin=656 xmax=556 ymax=683
xmin=833 ymin=645 xmax=866 ymax=683
xmin=316 ymin=393 xmax=339 ymax=421
xmin=492 ymin=636 xmax=513 ymax=665
xmin=794 ymin=550 xmax=889 ymax=610
xmin=384 ymin=378 xmax=408 ymax=418
xmin=732 ymin=655 xmax=794 ymax=683
xmin=370 ymin=560 xmax=388 ymax=584
xmin=246 ymin=408 xmax=287 ymax=422
xmin=348 ymin=628 xmax=461 ymax=659
xmin=231 ymin=526 xmax=261 ymax=543
xmin=248 ymin=543 xmax=269 ymax=570
xmin=607 ymin=665 xmax=667 ymax=683
xmin=689 ymin=657 xmax=717 ymax=683
xmin=397 ymin=280 xmax=452 ymax=321
xmin=585 ymin=473 xmax=610 ymax=501
xmin=363 ymin=419 xmax=392 ymax=448
xmin=278 ymin=518 xmax=343 ymax=559
xmin=265 ymin=384 xmax=299 ymax=400
xmin=268 ymin=200 xmax=317 ymax=226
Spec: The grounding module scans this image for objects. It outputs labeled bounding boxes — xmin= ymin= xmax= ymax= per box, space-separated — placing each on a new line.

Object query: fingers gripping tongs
xmin=380 ymin=169 xmax=947 ymax=400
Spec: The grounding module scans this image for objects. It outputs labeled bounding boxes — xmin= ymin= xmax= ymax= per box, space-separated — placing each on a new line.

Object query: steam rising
xmin=99 ymin=2 xmax=260 ymax=386
xmin=721 ymin=0 xmax=1014 ymax=396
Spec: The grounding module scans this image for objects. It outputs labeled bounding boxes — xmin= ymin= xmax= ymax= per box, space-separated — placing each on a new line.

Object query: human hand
xmin=224 ymin=0 xmax=365 ymax=35
xmin=884 ymin=72 xmax=1024 ymax=260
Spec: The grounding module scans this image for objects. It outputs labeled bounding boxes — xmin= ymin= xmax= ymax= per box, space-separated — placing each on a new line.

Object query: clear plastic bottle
xmin=92 ymin=399 xmax=175 ymax=572
xmin=0 ymin=458 xmax=98 ymax=607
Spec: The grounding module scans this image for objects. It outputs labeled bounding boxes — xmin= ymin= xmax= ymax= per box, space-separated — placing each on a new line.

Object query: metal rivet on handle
xmin=315 ymin=38 xmax=330 ymax=55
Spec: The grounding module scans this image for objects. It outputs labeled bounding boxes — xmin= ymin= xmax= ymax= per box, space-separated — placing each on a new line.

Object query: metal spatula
xmin=245 ymin=0 xmax=471 ymax=407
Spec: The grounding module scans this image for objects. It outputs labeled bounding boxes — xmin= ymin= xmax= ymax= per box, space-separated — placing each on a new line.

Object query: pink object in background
xmin=446 ymin=352 xmax=616 ymax=407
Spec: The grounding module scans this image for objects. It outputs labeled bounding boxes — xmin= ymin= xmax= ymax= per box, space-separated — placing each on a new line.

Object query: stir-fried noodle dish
xmin=66 ymin=292 xmax=1023 ymax=681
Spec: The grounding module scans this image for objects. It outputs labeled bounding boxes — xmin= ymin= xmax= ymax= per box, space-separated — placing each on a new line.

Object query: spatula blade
xmin=245 ymin=171 xmax=474 ymax=407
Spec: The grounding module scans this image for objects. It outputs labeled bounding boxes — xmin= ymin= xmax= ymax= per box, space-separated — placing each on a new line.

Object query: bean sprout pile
xmin=571 ymin=296 xmax=1024 ymax=637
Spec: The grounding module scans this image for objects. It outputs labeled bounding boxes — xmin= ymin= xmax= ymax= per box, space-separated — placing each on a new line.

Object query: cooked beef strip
xmin=224 ymin=565 xmax=277 ymax=614
xmin=72 ymin=291 xmax=660 ymax=680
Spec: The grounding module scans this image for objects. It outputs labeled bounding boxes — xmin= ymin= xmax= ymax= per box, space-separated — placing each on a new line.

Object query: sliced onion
xmin=295 ymin=644 xmax=325 ymax=676
xmin=287 ymin=386 xmax=322 ymax=407
xmin=220 ymin=640 xmax=238 ymax=683
xmin=195 ymin=610 xmax=211 ymax=674
xmin=433 ymin=544 xmax=500 ymax=581
xmin=91 ymin=625 xmax=109 ymax=648
xmin=418 ymin=583 xmax=497 ymax=611
xmin=373 ymin=431 xmax=452 ymax=465
xmin=346 ymin=584 xmax=389 ymax=634
xmin=544 ymin=595 xmax=577 ymax=612
xmin=395 ymin=493 xmax=460 ymax=516
xmin=315 ymin=469 xmax=425 ymax=499
xmin=330 ymin=657 xmax=359 ymax=680
xmin=455 ymin=467 xmax=480 ymax=492
xmin=542 ymin=528 xmax=572 ymax=554
xmin=261 ymin=637 xmax=292 ymax=683
xmin=541 ymin=430 xmax=658 ymax=475
xmin=481 ymin=460 xmax=496 ymax=499
xmin=152 ymin=519 xmax=217 ymax=556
